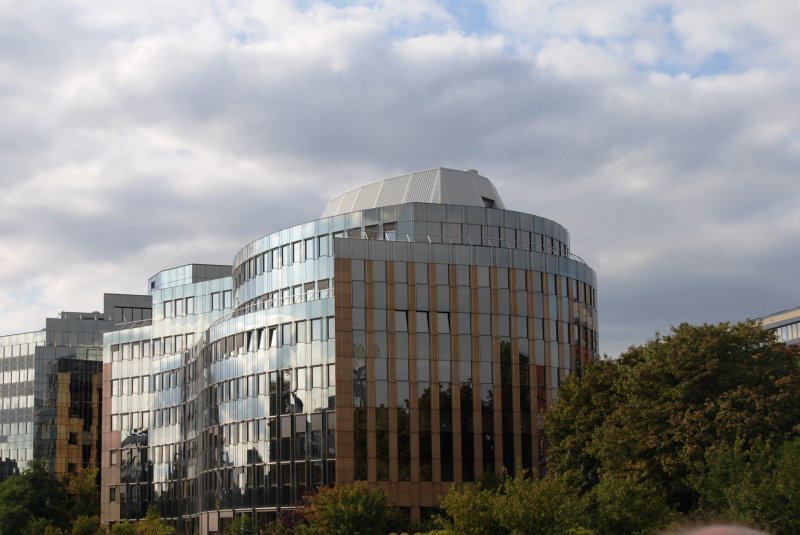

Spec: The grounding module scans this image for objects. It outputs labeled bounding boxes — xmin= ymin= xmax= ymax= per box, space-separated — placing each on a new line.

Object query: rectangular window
xmin=211 ymin=292 xmax=220 ymax=310
xmin=318 ymin=279 xmax=330 ymax=299
xmin=318 ymin=235 xmax=329 ymax=256
xmin=296 ymin=321 xmax=307 ymax=344
xmin=304 ymin=238 xmax=315 ymax=260
xmin=223 ymin=290 xmax=232 ymax=309
xmin=164 ymin=300 xmax=173 ymax=318
xmin=282 ymin=323 xmax=293 ymax=346
xmin=187 ymin=297 xmax=195 ymax=315
xmin=282 ymin=245 xmax=291 ymax=265
xmin=327 ymin=316 xmax=335 ymax=339
xmin=305 ymin=282 xmax=316 ymax=301
xmin=293 ymin=241 xmax=302 ymax=264
xmin=272 ymin=248 xmax=281 ymax=270
xmin=395 ymin=311 xmax=408 ymax=332
xmin=437 ymin=312 xmax=450 ymax=334
xmin=293 ymin=285 xmax=303 ymax=303
xmin=416 ymin=312 xmax=429 ymax=333
xmin=269 ymin=327 xmax=278 ymax=348
xmin=175 ymin=298 xmax=184 ymax=316
xmin=311 ymin=318 xmax=323 ymax=341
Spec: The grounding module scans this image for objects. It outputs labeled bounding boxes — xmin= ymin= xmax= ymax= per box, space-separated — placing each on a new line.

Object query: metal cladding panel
xmin=320 ymin=195 xmax=343 ymax=218
xmin=376 ymin=174 xmax=412 ymax=207
xmin=405 ymin=169 xmax=438 ymax=203
xmin=470 ymin=174 xmax=506 ymax=209
xmin=320 ymin=167 xmax=506 ymax=217
xmin=338 ymin=189 xmax=360 ymax=215
xmin=440 ymin=169 xmax=506 ymax=209
xmin=352 ymin=181 xmax=382 ymax=211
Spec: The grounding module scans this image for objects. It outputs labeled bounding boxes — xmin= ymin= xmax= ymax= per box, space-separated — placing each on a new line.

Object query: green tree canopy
xmin=0 ymin=459 xmax=69 ymax=535
xmin=135 ymin=507 xmax=175 ymax=535
xmin=545 ymin=321 xmax=800 ymax=514
xmin=66 ymin=467 xmax=100 ymax=519
xmin=295 ymin=481 xmax=402 ymax=535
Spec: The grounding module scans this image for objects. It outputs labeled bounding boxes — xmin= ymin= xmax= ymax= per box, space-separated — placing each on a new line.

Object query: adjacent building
xmin=759 ymin=305 xmax=800 ymax=346
xmin=0 ymin=294 xmax=150 ymax=481
xmin=100 ymin=168 xmax=598 ymax=532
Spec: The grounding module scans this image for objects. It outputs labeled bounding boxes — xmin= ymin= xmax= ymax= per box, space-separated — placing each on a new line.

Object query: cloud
xmin=1 ymin=0 xmax=799 ymax=357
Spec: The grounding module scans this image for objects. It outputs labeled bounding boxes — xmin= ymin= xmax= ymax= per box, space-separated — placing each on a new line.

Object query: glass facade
xmin=1 ymin=295 xmax=151 ymax=482
xmin=100 ymin=169 xmax=598 ymax=532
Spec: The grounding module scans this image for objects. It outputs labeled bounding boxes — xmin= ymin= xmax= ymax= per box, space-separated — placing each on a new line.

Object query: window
xmin=305 ymin=238 xmax=315 ymax=260
xmin=223 ymin=290 xmax=232 ymax=309
xmin=282 ymin=323 xmax=293 ymax=346
xmin=293 ymin=285 xmax=303 ymax=303
xmin=416 ymin=311 xmax=429 ymax=333
xmin=211 ymin=292 xmax=221 ymax=310
xmin=296 ymin=321 xmax=307 ymax=344
xmin=327 ymin=316 xmax=335 ymax=339
xmin=384 ymin=222 xmax=397 ymax=241
xmin=395 ymin=311 xmax=408 ymax=332
xmin=164 ymin=300 xmax=173 ymax=318
xmin=318 ymin=235 xmax=329 ymax=256
xmin=318 ymin=279 xmax=330 ymax=299
xmin=110 ymin=487 xmax=116 ymax=502
xmin=311 ymin=318 xmax=323 ymax=341
xmin=269 ymin=327 xmax=278 ymax=348
xmin=68 ymin=432 xmax=78 ymax=445
xmin=437 ymin=312 xmax=450 ymax=334
xmin=305 ymin=282 xmax=315 ymax=301
xmin=175 ymin=298 xmax=184 ymax=316
xmin=186 ymin=297 xmax=194 ymax=315
xmin=293 ymin=241 xmax=303 ymax=263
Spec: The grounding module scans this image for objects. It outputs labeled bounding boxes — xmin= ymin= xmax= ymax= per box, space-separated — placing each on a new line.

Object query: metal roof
xmin=320 ymin=167 xmax=506 ymax=218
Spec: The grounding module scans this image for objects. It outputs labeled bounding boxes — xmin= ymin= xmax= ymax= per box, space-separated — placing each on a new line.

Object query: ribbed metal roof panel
xmin=352 ymin=181 xmax=382 ymax=211
xmin=320 ymin=167 xmax=505 ymax=217
xmin=405 ymin=169 xmax=438 ymax=202
xmin=375 ymin=174 xmax=412 ymax=207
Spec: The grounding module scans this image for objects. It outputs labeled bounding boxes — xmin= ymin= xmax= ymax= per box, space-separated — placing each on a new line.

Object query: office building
xmin=759 ymin=305 xmax=800 ymax=346
xmin=0 ymin=294 xmax=150 ymax=481
xmin=101 ymin=168 xmax=598 ymax=532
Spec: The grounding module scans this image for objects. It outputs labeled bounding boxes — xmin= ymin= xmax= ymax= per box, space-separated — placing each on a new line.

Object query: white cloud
xmin=1 ymin=0 xmax=799 ymax=358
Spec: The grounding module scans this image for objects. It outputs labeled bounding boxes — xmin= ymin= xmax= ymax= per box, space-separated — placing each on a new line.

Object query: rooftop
xmin=321 ymin=167 xmax=505 ymax=218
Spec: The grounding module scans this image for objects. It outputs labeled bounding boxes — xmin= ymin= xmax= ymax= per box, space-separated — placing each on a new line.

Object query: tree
xmin=0 ymin=459 xmax=68 ymax=535
xmin=433 ymin=467 xmax=591 ymax=535
xmin=545 ymin=321 xmax=800 ymax=515
xmin=223 ymin=514 xmax=256 ymax=535
xmin=584 ymin=475 xmax=675 ymax=535
xmin=110 ymin=521 xmax=137 ymax=535
xmin=71 ymin=515 xmax=103 ymax=535
xmin=295 ymin=481 xmax=401 ymax=535
xmin=693 ymin=437 xmax=800 ymax=535
xmin=135 ymin=507 xmax=175 ymax=535
xmin=66 ymin=467 xmax=100 ymax=519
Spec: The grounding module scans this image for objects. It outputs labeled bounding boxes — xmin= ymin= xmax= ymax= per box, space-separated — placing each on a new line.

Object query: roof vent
xmin=466 ymin=169 xmax=479 ymax=174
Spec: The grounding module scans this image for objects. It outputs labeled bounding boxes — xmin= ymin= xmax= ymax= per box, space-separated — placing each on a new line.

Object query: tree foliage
xmin=66 ymin=467 xmax=100 ymax=519
xmin=432 ymin=467 xmax=591 ymax=535
xmin=0 ymin=459 xmax=69 ymax=535
xmin=110 ymin=521 xmax=137 ymax=535
xmin=295 ymin=481 xmax=401 ymax=535
xmin=135 ymin=507 xmax=175 ymax=535
xmin=545 ymin=321 xmax=800 ymax=518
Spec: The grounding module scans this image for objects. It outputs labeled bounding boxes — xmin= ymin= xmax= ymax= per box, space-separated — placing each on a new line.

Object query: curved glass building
xmin=101 ymin=168 xmax=598 ymax=532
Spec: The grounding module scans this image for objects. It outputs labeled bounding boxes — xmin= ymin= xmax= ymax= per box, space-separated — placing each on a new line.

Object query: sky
xmin=1 ymin=0 xmax=799 ymax=357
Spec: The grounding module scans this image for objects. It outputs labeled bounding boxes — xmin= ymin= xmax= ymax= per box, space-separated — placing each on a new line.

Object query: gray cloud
xmin=1 ymin=0 xmax=798 ymax=356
